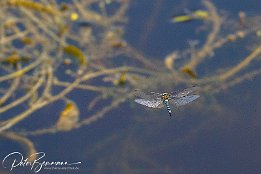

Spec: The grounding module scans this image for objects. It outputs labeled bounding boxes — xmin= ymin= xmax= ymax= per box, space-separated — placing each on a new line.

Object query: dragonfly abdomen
xmin=163 ymin=100 xmax=172 ymax=116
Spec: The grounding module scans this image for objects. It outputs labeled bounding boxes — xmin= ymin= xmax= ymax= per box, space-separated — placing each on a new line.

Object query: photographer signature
xmin=2 ymin=152 xmax=81 ymax=173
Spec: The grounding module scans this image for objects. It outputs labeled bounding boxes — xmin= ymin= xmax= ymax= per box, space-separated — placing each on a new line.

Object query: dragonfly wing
xmin=134 ymin=90 xmax=160 ymax=100
xmin=172 ymin=95 xmax=200 ymax=106
xmin=171 ymin=86 xmax=199 ymax=98
xmin=134 ymin=99 xmax=163 ymax=108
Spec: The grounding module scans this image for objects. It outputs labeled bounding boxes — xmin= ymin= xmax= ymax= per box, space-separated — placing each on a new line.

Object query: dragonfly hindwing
xmin=134 ymin=99 xmax=163 ymax=108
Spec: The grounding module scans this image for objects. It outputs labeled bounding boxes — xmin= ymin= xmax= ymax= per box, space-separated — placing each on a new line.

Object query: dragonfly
xmin=134 ymin=87 xmax=200 ymax=116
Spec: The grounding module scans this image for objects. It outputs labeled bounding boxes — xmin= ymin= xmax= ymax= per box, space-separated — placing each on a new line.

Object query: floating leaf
xmin=193 ymin=10 xmax=209 ymax=20
xmin=103 ymin=72 xmax=127 ymax=86
xmin=171 ymin=15 xmax=192 ymax=23
xmin=117 ymin=72 xmax=127 ymax=86
xmin=171 ymin=10 xmax=208 ymax=23
xmin=63 ymin=45 xmax=87 ymax=66
xmin=181 ymin=67 xmax=197 ymax=79
xmin=56 ymin=102 xmax=79 ymax=131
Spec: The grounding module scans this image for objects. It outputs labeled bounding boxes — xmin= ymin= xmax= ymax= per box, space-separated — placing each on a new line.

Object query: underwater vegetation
xmin=0 ymin=0 xmax=260 ymax=172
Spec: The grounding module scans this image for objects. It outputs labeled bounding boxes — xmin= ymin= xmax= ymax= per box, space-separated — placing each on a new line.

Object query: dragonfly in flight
xmin=134 ymin=87 xmax=200 ymax=116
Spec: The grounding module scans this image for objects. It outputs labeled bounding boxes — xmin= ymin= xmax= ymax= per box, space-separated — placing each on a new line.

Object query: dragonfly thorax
xmin=161 ymin=93 xmax=170 ymax=100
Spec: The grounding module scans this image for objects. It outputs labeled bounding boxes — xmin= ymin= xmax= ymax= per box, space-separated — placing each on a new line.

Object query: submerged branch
xmin=219 ymin=45 xmax=261 ymax=81
xmin=183 ymin=0 xmax=222 ymax=70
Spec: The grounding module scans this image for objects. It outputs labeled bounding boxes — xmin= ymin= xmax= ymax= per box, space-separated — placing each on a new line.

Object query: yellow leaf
xmin=56 ymin=102 xmax=79 ymax=131
xmin=21 ymin=37 xmax=33 ymax=45
xmin=171 ymin=10 xmax=208 ymax=23
xmin=118 ymin=72 xmax=127 ymax=86
xmin=0 ymin=53 xmax=31 ymax=65
xmin=63 ymin=45 xmax=87 ymax=66
xmin=103 ymin=72 xmax=128 ymax=86
xmin=181 ymin=67 xmax=197 ymax=79
xmin=171 ymin=15 xmax=192 ymax=23
xmin=194 ymin=10 xmax=209 ymax=20
xmin=10 ymin=69 xmax=25 ymax=77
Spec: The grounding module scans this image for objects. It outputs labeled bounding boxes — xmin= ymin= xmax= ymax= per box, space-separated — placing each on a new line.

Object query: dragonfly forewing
xmin=171 ymin=86 xmax=199 ymax=98
xmin=172 ymin=94 xmax=200 ymax=106
xmin=134 ymin=89 xmax=161 ymax=100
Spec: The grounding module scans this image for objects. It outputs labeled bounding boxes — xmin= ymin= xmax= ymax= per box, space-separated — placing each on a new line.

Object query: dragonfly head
xmin=161 ymin=93 xmax=170 ymax=100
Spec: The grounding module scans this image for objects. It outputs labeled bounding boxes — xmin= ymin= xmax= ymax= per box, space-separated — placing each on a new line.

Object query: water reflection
xmin=0 ymin=0 xmax=260 ymax=173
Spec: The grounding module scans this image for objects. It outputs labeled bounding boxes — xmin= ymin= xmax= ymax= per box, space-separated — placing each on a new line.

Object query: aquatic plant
xmin=0 ymin=0 xmax=260 ymax=165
